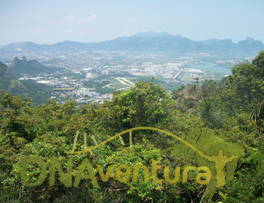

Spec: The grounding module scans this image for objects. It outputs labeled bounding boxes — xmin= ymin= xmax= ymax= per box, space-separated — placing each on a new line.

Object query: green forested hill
xmin=0 ymin=61 xmax=52 ymax=105
xmin=0 ymin=61 xmax=14 ymax=88
xmin=0 ymin=52 xmax=263 ymax=203
xmin=9 ymin=56 xmax=60 ymax=77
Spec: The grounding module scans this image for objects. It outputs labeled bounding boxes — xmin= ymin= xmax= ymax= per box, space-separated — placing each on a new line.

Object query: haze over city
xmin=0 ymin=0 xmax=264 ymax=46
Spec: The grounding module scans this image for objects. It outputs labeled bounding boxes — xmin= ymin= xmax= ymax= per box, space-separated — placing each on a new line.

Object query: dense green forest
xmin=0 ymin=52 xmax=264 ymax=202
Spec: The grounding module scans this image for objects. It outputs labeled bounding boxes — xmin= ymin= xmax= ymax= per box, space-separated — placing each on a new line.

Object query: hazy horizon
xmin=1 ymin=31 xmax=263 ymax=47
xmin=0 ymin=0 xmax=264 ymax=46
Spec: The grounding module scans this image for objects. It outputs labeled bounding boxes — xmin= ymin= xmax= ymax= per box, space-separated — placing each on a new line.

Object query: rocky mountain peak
xmin=11 ymin=57 xmax=20 ymax=66
xmin=21 ymin=56 xmax=27 ymax=62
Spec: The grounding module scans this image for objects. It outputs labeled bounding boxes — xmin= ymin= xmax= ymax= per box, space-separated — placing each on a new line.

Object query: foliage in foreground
xmin=0 ymin=52 xmax=264 ymax=202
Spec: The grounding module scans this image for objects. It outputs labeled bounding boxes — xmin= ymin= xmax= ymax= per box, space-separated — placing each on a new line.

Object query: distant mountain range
xmin=0 ymin=32 xmax=263 ymax=56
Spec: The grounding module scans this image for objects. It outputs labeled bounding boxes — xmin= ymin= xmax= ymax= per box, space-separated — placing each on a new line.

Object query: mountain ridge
xmin=9 ymin=56 xmax=60 ymax=77
xmin=0 ymin=61 xmax=52 ymax=105
xmin=0 ymin=32 xmax=263 ymax=56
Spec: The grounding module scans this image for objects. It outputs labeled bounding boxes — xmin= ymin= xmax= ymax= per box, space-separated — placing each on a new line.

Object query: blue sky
xmin=0 ymin=0 xmax=263 ymax=46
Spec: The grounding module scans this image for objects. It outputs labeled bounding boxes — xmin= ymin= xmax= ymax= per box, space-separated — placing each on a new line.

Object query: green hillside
xmin=0 ymin=51 xmax=263 ymax=202
xmin=0 ymin=61 xmax=52 ymax=105
xmin=9 ymin=56 xmax=60 ymax=77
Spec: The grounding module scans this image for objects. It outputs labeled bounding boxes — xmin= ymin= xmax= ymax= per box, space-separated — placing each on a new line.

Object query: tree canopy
xmin=1 ymin=52 xmax=264 ymax=202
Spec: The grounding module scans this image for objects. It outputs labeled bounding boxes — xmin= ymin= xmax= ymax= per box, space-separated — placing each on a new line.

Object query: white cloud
xmin=64 ymin=14 xmax=75 ymax=22
xmin=64 ymin=14 xmax=96 ymax=25
xmin=34 ymin=15 xmax=58 ymax=24
xmin=77 ymin=15 xmax=96 ymax=24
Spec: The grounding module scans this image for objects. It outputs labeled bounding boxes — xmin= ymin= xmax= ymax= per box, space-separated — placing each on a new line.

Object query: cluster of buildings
xmin=7 ymin=50 xmax=234 ymax=105
xmin=140 ymin=62 xmax=181 ymax=78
